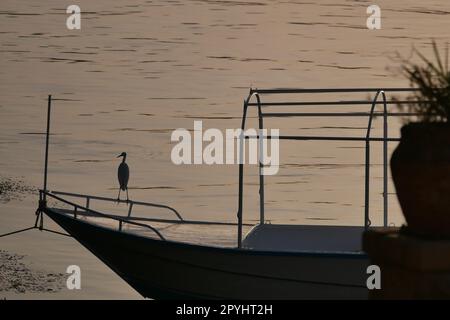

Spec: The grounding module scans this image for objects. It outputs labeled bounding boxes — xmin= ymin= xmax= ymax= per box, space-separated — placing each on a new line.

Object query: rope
xmin=40 ymin=228 xmax=71 ymax=237
xmin=0 ymin=226 xmax=36 ymax=238
xmin=0 ymin=225 xmax=71 ymax=238
xmin=0 ymin=207 xmax=71 ymax=238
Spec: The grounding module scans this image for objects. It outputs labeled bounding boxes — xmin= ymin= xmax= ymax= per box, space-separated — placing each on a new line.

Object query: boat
xmin=36 ymin=87 xmax=419 ymax=299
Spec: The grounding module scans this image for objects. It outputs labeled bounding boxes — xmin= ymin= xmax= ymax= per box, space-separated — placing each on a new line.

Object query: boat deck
xmin=53 ymin=208 xmax=252 ymax=248
xmin=53 ymin=208 xmax=365 ymax=253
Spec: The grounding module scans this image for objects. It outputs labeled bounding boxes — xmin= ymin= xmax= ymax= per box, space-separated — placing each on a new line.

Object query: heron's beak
xmin=117 ymin=154 xmax=122 ymax=158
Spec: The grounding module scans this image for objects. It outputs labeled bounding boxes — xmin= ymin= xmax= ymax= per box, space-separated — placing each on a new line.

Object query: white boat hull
xmin=45 ymin=208 xmax=369 ymax=299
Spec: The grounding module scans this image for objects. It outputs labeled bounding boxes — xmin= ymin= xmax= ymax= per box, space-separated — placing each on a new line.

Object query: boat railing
xmin=237 ymin=87 xmax=424 ymax=248
xmin=41 ymin=190 xmax=252 ymax=239
xmin=50 ymin=190 xmax=184 ymax=221
xmin=41 ymin=189 xmax=166 ymax=240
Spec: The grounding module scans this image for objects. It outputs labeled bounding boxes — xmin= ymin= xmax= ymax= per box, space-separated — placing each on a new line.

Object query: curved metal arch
xmin=237 ymin=89 xmax=265 ymax=248
xmin=364 ymin=90 xmax=388 ymax=229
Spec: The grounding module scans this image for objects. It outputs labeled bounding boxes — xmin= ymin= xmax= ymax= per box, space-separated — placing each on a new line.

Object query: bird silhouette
xmin=117 ymin=152 xmax=129 ymax=202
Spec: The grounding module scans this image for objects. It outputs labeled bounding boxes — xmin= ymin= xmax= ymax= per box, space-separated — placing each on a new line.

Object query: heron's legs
xmin=117 ymin=188 xmax=121 ymax=202
xmin=126 ymin=188 xmax=129 ymax=202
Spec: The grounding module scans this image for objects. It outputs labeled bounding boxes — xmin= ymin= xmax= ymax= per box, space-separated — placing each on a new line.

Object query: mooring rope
xmin=0 ymin=207 xmax=71 ymax=238
xmin=0 ymin=226 xmax=36 ymax=238
xmin=39 ymin=227 xmax=71 ymax=237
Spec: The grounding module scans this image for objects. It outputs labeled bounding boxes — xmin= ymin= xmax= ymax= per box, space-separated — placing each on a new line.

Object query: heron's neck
xmin=122 ymin=155 xmax=126 ymax=163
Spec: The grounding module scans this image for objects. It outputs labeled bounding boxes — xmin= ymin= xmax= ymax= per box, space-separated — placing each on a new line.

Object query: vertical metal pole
xmin=382 ymin=93 xmax=388 ymax=227
xmin=364 ymin=90 xmax=381 ymax=229
xmin=43 ymin=95 xmax=52 ymax=201
xmin=364 ymin=140 xmax=370 ymax=229
xmin=127 ymin=202 xmax=134 ymax=218
xmin=237 ymin=99 xmax=249 ymax=248
xmin=256 ymin=94 xmax=265 ymax=225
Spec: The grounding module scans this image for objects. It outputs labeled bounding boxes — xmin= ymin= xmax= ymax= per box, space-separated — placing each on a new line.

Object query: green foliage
xmin=397 ymin=41 xmax=450 ymax=123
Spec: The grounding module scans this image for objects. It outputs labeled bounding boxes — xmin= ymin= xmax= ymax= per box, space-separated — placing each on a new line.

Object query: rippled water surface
xmin=1 ymin=0 xmax=450 ymax=298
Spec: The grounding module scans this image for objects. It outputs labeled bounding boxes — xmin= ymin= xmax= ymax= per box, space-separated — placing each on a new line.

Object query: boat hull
xmin=45 ymin=208 xmax=369 ymax=299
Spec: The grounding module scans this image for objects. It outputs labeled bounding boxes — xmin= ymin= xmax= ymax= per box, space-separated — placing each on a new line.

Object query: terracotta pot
xmin=391 ymin=123 xmax=450 ymax=238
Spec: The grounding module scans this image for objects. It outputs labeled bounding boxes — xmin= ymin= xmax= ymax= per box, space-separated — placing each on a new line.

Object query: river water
xmin=1 ymin=0 xmax=449 ymax=299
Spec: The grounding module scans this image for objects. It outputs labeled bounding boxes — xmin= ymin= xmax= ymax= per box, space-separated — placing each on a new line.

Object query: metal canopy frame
xmin=37 ymin=95 xmax=254 ymax=244
xmin=37 ymin=89 xmax=423 ymax=249
xmin=236 ymin=87 xmax=421 ymax=248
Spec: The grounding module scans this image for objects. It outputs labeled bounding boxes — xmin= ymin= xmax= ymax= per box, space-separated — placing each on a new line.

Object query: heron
xmin=116 ymin=152 xmax=129 ymax=202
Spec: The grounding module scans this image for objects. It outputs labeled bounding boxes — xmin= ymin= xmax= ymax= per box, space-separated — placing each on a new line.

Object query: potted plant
xmin=391 ymin=41 xmax=450 ymax=238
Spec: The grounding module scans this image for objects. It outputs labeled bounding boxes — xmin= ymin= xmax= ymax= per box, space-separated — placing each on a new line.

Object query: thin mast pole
xmin=237 ymin=97 xmax=250 ymax=249
xmin=256 ymin=94 xmax=265 ymax=225
xmin=382 ymin=92 xmax=388 ymax=227
xmin=43 ymin=95 xmax=52 ymax=201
